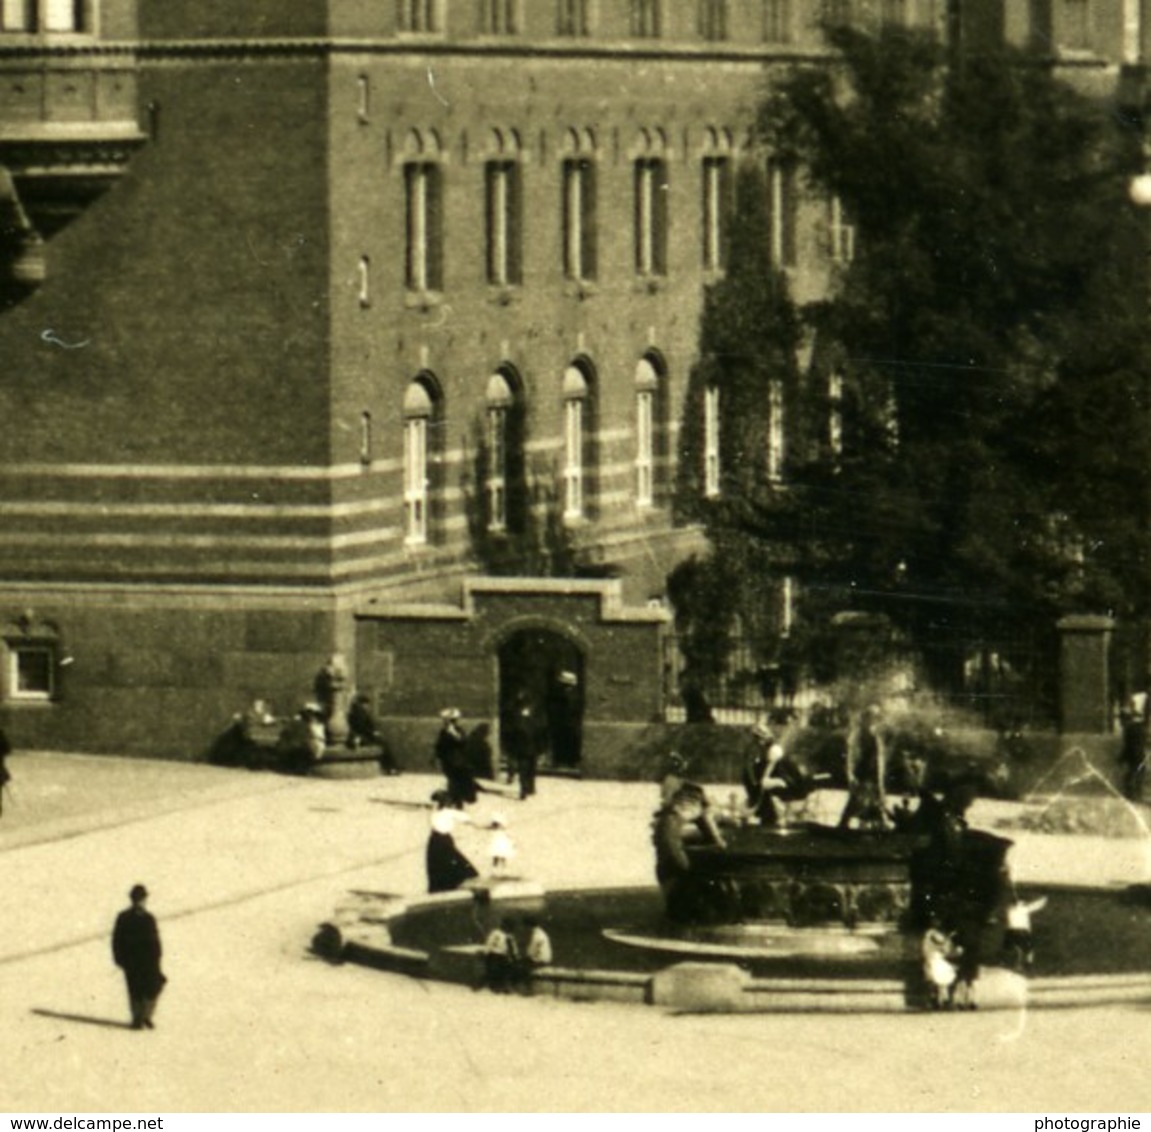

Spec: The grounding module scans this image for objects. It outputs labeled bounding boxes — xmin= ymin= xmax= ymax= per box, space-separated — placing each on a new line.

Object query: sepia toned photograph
xmin=1 ymin=0 xmax=1149 ymax=1116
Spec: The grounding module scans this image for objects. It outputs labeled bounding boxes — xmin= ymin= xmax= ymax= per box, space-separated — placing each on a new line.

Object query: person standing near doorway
xmin=111 ymin=884 xmax=165 ymax=1030
xmin=548 ymin=670 xmax=583 ymax=769
xmin=504 ymin=689 xmax=541 ymax=800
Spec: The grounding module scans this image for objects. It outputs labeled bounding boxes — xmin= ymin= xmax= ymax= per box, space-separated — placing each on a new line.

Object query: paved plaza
xmin=0 ymin=751 xmax=1148 ymax=1114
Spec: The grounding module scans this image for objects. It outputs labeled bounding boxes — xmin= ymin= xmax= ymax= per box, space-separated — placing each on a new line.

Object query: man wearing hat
xmin=111 ymin=884 xmax=165 ymax=1030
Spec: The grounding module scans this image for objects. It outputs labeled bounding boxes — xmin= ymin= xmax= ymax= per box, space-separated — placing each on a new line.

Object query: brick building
xmin=0 ymin=0 xmax=1142 ymax=766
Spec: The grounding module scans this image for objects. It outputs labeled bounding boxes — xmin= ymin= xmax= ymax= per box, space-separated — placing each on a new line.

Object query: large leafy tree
xmin=677 ymin=23 xmax=1151 ymax=706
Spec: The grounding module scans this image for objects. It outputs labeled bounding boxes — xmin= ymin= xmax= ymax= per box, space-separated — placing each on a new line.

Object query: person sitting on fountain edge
xmin=652 ymin=783 xmax=725 ymax=921
xmin=742 ymin=721 xmax=813 ymax=826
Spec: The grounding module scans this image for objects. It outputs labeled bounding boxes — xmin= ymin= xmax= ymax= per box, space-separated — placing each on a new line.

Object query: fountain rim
xmin=320 ymin=879 xmax=1151 ymax=1014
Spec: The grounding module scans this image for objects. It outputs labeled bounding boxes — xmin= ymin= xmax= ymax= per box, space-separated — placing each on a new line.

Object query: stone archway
xmin=498 ymin=628 xmax=585 ymax=769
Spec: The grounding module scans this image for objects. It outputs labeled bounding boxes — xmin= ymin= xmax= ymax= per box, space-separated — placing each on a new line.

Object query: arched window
xmin=357 ymin=255 xmax=371 ymax=307
xmin=405 ymin=162 xmax=443 ymax=293
xmin=701 ymin=129 xmax=733 ymax=272
xmin=485 ymin=131 xmax=523 ymax=287
xmin=767 ymin=380 xmax=784 ymax=482
xmin=633 ymin=130 xmax=669 ymax=279
xmin=486 ymin=372 xmax=514 ymax=531
xmin=561 ymin=131 xmax=598 ymax=283
xmin=403 ymin=379 xmax=436 ymax=545
xmin=360 ymin=411 xmax=373 ymax=466
xmin=562 ymin=365 xmax=590 ymax=520
xmin=356 ymin=75 xmax=370 ymax=123
xmin=704 ymin=384 xmax=721 ymax=498
xmin=828 ymin=370 xmax=844 ymax=460
xmin=635 ymin=357 xmax=661 ymax=507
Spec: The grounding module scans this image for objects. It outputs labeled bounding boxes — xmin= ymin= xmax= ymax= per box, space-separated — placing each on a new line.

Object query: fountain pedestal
xmin=680 ymin=823 xmax=927 ymax=927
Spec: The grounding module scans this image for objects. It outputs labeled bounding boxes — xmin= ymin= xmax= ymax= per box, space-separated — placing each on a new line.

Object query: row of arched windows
xmin=361 ymin=125 xmax=842 ymax=299
xmin=378 ymin=354 xmax=667 ymax=547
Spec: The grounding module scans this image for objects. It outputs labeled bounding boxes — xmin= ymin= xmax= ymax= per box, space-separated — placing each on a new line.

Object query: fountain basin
xmin=679 ymin=822 xmax=927 ymax=927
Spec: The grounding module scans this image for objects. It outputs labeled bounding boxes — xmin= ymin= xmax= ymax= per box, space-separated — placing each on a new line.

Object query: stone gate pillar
xmin=1057 ymin=615 xmax=1115 ymax=734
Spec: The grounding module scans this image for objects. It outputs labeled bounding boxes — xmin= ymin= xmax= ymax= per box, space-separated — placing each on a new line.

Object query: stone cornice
xmin=129 ymin=36 xmax=832 ymax=66
xmin=0 ymin=40 xmax=136 ymax=60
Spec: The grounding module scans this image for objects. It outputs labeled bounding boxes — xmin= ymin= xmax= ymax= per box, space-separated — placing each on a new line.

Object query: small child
xmin=524 ymin=918 xmax=553 ymax=969
xmin=482 ymin=917 xmax=519 ymax=993
xmin=1003 ymin=894 xmax=1048 ymax=972
xmin=489 ymin=814 xmax=515 ymax=876
xmin=921 ymin=920 xmax=960 ymax=1010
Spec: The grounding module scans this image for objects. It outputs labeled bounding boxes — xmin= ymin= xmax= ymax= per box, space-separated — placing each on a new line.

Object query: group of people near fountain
xmin=651 ymin=704 xmax=1038 ymax=1010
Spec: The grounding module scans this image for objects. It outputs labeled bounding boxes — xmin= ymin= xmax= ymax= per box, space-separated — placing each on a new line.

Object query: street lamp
xmin=1130 ymin=171 xmax=1151 ymax=206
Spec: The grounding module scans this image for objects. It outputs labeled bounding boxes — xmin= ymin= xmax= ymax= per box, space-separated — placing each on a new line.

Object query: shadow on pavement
xmin=31 ymin=1008 xmax=133 ymax=1030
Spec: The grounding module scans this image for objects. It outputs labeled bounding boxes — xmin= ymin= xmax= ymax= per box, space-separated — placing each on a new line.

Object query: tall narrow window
xmin=486 ymin=161 xmax=522 ymax=286
xmin=563 ymin=366 xmax=589 ymax=519
xmin=403 ymin=381 xmax=434 ymax=545
xmin=699 ymin=0 xmax=727 ymax=40
xmin=356 ymin=75 xmax=371 ymax=123
xmin=562 ymin=158 xmax=597 ymax=282
xmin=405 ymin=163 xmax=443 ymax=293
xmin=486 ymin=373 xmax=515 ymax=531
xmin=557 ymin=0 xmax=589 ymax=35
xmin=702 ymin=156 xmax=731 ymax=272
xmin=822 ymin=0 xmax=852 ymax=26
xmin=828 ymin=370 xmax=844 ymax=459
xmin=764 ymin=0 xmax=791 ymax=41
xmin=634 ymin=159 xmax=668 ymax=277
xmin=1 ymin=0 xmax=33 ymax=30
xmin=631 ymin=0 xmax=660 ymax=36
xmin=360 ymin=411 xmax=373 ymax=465
xmin=481 ymin=0 xmax=517 ymax=33
xmin=829 ymin=194 xmax=855 ymax=264
xmin=358 ymin=255 xmax=371 ymax=307
xmin=880 ymin=0 xmax=906 ymax=25
xmin=1060 ymin=0 xmax=1091 ymax=49
xmin=635 ymin=358 xmax=660 ymax=508
xmin=44 ymin=0 xmax=82 ymax=30
xmin=397 ymin=0 xmax=438 ymax=32
xmin=704 ymin=385 xmax=721 ymax=498
xmin=781 ymin=575 xmax=795 ymax=637
xmin=768 ymin=160 xmax=797 ymax=269
xmin=767 ymin=381 xmax=784 ymax=482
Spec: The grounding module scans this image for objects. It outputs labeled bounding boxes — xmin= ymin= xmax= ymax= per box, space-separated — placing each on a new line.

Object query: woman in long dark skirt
xmin=435 ymin=708 xmax=480 ymax=806
xmin=426 ymin=790 xmax=479 ymax=894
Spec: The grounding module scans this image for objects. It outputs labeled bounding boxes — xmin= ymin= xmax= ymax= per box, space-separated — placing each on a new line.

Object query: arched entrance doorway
xmin=498 ymin=628 xmax=584 ymax=770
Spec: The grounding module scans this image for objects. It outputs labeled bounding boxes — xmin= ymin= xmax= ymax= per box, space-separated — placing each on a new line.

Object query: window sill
xmin=633 ymin=275 xmax=666 ymax=295
xmin=403 ymin=290 xmax=445 ymax=312
xmin=562 ymin=280 xmax=598 ymax=301
xmin=486 ymin=285 xmax=522 ymax=307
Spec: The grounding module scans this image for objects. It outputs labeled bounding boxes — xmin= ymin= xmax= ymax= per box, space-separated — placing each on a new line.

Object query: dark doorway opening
xmin=498 ymin=629 xmax=584 ymax=769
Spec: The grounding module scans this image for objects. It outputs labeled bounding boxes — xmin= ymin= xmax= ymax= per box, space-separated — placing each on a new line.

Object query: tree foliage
xmin=678 ymin=23 xmax=1151 ymax=699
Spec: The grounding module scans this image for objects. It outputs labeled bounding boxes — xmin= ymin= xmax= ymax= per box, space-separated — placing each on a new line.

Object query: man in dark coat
xmin=112 ymin=884 xmax=165 ymax=1030
xmin=548 ymin=670 xmax=583 ymax=768
xmin=504 ymin=691 xmax=541 ymax=800
xmin=1118 ymin=698 xmax=1147 ymax=803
